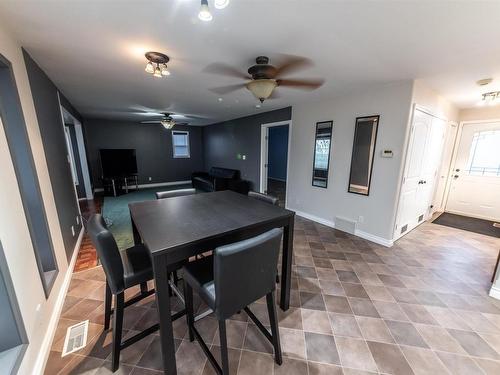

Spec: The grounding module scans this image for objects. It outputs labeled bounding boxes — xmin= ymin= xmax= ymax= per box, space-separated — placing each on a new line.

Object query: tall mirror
xmin=312 ymin=121 xmax=333 ymax=188
xmin=348 ymin=115 xmax=379 ymax=195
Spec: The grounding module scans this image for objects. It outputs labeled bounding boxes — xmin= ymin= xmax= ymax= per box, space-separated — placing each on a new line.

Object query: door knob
xmin=453 ymin=175 xmax=459 ymax=179
xmin=455 ymin=169 xmax=460 ymax=172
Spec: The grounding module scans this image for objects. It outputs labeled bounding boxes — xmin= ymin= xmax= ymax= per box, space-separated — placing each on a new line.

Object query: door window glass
xmin=466 ymin=130 xmax=500 ymax=176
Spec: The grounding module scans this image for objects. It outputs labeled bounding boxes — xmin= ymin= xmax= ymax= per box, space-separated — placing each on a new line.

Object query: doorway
xmin=445 ymin=120 xmax=500 ymax=221
xmin=260 ymin=120 xmax=291 ymax=207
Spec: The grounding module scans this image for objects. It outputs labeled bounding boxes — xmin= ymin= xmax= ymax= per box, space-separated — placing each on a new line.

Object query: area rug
xmin=432 ymin=212 xmax=500 ymax=238
xmin=102 ymin=184 xmax=192 ymax=249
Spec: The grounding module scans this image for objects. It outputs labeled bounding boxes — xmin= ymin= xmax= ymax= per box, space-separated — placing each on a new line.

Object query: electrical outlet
xmin=148 ymin=177 xmax=152 ymax=181
xmin=71 ymin=225 xmax=75 ymax=237
xmin=358 ymin=215 xmax=364 ymax=223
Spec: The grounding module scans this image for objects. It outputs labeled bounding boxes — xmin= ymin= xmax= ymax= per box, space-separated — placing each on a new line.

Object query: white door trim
xmin=260 ymin=120 xmax=292 ymax=208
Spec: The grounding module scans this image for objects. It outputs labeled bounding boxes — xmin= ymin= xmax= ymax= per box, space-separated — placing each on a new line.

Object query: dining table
xmin=128 ymin=190 xmax=295 ymax=374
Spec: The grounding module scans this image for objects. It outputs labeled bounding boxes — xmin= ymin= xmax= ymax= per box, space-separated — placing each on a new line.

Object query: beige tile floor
xmin=44 ymin=216 xmax=500 ymax=374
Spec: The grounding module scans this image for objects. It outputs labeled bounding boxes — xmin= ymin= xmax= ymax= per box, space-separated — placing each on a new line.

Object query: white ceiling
xmin=1 ymin=0 xmax=500 ymax=125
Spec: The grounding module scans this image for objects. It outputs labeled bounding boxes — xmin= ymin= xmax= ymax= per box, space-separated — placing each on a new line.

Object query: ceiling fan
xmin=140 ymin=113 xmax=189 ymax=129
xmin=206 ymin=55 xmax=325 ymax=103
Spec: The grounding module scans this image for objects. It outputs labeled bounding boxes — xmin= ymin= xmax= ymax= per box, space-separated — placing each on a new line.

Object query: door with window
xmin=446 ymin=122 xmax=500 ymax=221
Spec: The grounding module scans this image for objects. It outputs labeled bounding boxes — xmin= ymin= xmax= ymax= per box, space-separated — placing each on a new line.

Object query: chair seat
xmin=182 ymin=255 xmax=216 ymax=310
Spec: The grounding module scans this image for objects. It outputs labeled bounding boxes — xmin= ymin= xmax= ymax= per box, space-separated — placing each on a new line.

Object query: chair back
xmin=248 ymin=191 xmax=279 ymax=205
xmin=213 ymin=228 xmax=282 ymax=319
xmin=156 ymin=188 xmax=196 ymax=199
xmin=87 ymin=214 xmax=124 ymax=294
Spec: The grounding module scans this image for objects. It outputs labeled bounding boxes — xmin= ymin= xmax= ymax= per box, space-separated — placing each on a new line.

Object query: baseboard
xmin=293 ymin=209 xmax=393 ymax=247
xmin=93 ymin=180 xmax=191 ymax=193
xmin=489 ymin=284 xmax=500 ymax=300
xmin=33 ymin=227 xmax=84 ymax=375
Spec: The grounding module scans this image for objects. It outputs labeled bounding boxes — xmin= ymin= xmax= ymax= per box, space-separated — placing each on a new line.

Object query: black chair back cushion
xmin=156 ymin=188 xmax=196 ymax=199
xmin=209 ymin=167 xmax=240 ymax=180
xmin=248 ymin=191 xmax=279 ymax=205
xmin=87 ymin=214 xmax=124 ymax=294
xmin=214 ymin=228 xmax=282 ymax=319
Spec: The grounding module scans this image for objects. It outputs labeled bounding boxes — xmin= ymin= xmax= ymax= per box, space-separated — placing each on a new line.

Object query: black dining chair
xmin=248 ymin=190 xmax=279 ymax=206
xmin=182 ymin=228 xmax=283 ymax=375
xmin=87 ymin=214 xmax=185 ymax=372
xmin=155 ymin=187 xmax=196 ymax=199
xmin=248 ymin=191 xmax=281 ymax=283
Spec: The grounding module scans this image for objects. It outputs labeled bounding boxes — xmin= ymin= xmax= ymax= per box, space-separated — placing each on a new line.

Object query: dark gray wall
xmin=23 ymin=50 xmax=82 ymax=262
xmin=202 ymin=107 xmax=292 ymax=189
xmin=84 ymin=119 xmax=204 ymax=188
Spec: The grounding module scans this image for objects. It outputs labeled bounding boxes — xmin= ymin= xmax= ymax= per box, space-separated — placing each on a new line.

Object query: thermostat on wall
xmin=381 ymin=150 xmax=393 ymax=158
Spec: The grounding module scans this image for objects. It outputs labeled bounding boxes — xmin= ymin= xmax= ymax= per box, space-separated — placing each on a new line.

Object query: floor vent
xmin=335 ymin=216 xmax=356 ymax=235
xmin=62 ymin=320 xmax=89 ymax=357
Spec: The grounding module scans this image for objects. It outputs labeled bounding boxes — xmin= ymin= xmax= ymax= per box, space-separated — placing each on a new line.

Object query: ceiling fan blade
xmin=140 ymin=120 xmax=162 ymax=124
xmin=277 ymin=78 xmax=324 ymax=90
xmin=209 ymin=83 xmax=246 ymax=95
xmin=204 ymin=63 xmax=250 ymax=79
xmin=273 ymin=55 xmax=313 ymax=78
xmin=175 ymin=122 xmax=189 ymax=126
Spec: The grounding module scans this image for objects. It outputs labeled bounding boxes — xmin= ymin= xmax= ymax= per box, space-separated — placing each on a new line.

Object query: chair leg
xmin=266 ymin=291 xmax=282 ymax=365
xmin=218 ymin=320 xmax=230 ymax=375
xmin=173 ymin=271 xmax=180 ymax=286
xmin=111 ymin=292 xmax=124 ymax=372
xmin=184 ymin=280 xmax=195 ymax=342
xmin=104 ymin=282 xmax=112 ymax=330
xmin=140 ymin=282 xmax=148 ymax=294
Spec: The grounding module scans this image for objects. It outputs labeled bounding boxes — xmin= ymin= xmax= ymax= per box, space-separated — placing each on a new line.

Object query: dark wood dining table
xmin=128 ymin=190 xmax=295 ymax=375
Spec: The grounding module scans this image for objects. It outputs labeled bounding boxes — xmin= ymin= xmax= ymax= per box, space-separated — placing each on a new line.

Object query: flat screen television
xmin=99 ymin=149 xmax=137 ymax=177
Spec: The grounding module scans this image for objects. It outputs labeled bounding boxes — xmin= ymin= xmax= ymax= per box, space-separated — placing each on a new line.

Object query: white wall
xmin=0 ymin=25 xmax=79 ymax=374
xmin=287 ymin=81 xmax=414 ymax=244
xmin=460 ymin=106 xmax=500 ymax=122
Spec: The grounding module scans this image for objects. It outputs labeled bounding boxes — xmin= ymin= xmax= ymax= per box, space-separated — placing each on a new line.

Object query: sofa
xmin=192 ymin=167 xmax=246 ymax=193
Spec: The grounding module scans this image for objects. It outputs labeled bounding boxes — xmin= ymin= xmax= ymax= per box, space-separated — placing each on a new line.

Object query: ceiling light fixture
xmin=144 ymin=52 xmax=170 ymax=78
xmin=246 ymin=79 xmax=278 ymax=103
xmin=198 ymin=0 xmax=212 ymax=21
xmin=214 ymin=0 xmax=230 ymax=9
xmin=160 ymin=118 xmax=175 ymax=129
xmin=482 ymin=91 xmax=500 ymax=105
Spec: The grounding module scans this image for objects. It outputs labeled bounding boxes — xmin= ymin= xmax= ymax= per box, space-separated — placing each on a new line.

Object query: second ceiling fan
xmin=207 ymin=55 xmax=325 ymax=103
xmin=141 ymin=113 xmax=189 ymax=129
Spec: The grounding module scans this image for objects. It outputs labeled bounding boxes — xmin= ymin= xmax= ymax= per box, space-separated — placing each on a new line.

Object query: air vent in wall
xmin=418 ymin=214 xmax=424 ymax=222
xmin=400 ymin=224 xmax=408 ymax=234
xmin=62 ymin=320 xmax=89 ymax=357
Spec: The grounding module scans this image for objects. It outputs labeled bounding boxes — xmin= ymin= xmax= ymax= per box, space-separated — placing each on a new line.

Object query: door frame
xmin=260 ymin=120 xmax=292 ymax=207
xmin=442 ymin=118 xmax=500 ymax=220
xmin=57 ymin=96 xmax=93 ymax=201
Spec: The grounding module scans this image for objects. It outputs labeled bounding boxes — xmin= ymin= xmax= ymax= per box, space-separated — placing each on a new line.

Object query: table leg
xmin=153 ymin=255 xmax=177 ymax=375
xmin=280 ymin=215 xmax=294 ymax=311
xmin=131 ymin=217 xmax=141 ymax=246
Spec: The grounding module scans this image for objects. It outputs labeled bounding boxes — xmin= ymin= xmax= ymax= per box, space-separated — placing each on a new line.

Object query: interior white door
xmin=395 ymin=109 xmax=447 ymax=238
xmin=446 ymin=121 xmax=500 ymax=221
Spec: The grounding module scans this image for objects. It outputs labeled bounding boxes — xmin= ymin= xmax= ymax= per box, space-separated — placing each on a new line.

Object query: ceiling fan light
xmin=246 ymin=79 xmax=277 ymax=102
xmin=214 ymin=0 xmax=230 ymax=9
xmin=161 ymin=119 xmax=175 ymax=129
xmin=161 ymin=64 xmax=170 ymax=76
xmin=153 ymin=65 xmax=162 ymax=78
xmin=198 ymin=0 xmax=212 ymax=21
xmin=145 ymin=61 xmax=154 ymax=73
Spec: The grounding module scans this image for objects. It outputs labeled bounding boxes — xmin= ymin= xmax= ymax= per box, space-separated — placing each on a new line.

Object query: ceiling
xmin=1 ymin=0 xmax=500 ymax=125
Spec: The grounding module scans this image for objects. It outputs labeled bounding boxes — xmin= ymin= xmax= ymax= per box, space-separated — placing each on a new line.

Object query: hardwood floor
xmin=74 ymin=196 xmax=102 ymax=272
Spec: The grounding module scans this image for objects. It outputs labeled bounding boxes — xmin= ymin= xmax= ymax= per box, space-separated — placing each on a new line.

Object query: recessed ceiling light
xmin=218 ymin=97 xmax=223 ymax=102
xmin=255 ymin=104 xmax=262 ymax=109
xmin=214 ymin=0 xmax=230 ymax=9
xmin=477 ymin=78 xmax=493 ymax=86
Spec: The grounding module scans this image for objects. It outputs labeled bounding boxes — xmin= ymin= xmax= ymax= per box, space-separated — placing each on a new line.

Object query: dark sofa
xmin=191 ymin=167 xmax=241 ymax=192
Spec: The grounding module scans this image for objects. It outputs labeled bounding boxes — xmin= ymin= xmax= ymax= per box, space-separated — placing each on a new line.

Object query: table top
xmin=129 ymin=190 xmax=294 ymax=256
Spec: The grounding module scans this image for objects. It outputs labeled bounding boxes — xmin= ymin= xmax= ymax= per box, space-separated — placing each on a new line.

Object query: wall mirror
xmin=348 ymin=115 xmax=379 ymax=195
xmin=312 ymin=121 xmax=333 ymax=188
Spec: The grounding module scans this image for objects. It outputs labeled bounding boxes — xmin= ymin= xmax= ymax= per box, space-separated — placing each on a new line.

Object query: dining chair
xmin=87 ymin=214 xmax=185 ymax=372
xmin=155 ymin=187 xmax=196 ymax=199
xmin=248 ymin=191 xmax=281 ymax=283
xmin=182 ymin=228 xmax=283 ymax=375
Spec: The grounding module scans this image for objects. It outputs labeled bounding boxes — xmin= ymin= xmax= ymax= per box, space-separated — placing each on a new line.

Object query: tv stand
xmin=102 ymin=175 xmax=139 ymax=197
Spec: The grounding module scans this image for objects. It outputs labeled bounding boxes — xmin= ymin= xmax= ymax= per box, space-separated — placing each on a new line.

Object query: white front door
xmin=446 ymin=121 xmax=500 ymax=221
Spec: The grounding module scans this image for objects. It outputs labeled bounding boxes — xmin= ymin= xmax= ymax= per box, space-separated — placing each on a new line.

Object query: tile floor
xmin=45 ymin=216 xmax=500 ymax=375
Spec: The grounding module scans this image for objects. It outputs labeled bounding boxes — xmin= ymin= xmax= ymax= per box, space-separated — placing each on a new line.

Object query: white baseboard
xmin=33 ymin=227 xmax=84 ymax=375
xmin=293 ymin=209 xmax=393 ymax=247
xmin=489 ymin=284 xmax=500 ymax=300
xmin=94 ymin=180 xmax=191 ymax=193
